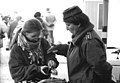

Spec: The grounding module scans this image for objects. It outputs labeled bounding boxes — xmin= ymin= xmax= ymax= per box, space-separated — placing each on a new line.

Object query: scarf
xmin=72 ymin=23 xmax=94 ymax=46
xmin=17 ymin=33 xmax=44 ymax=65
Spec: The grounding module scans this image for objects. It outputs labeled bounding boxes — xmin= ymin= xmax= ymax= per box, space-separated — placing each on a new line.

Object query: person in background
xmin=8 ymin=18 xmax=59 ymax=83
xmin=2 ymin=15 xmax=11 ymax=26
xmin=45 ymin=8 xmax=56 ymax=45
xmin=34 ymin=12 xmax=48 ymax=39
xmin=0 ymin=15 xmax=7 ymax=63
xmin=47 ymin=6 xmax=113 ymax=83
xmin=7 ymin=16 xmax=22 ymax=50
xmin=0 ymin=15 xmax=7 ymax=47
xmin=8 ymin=20 xmax=25 ymax=50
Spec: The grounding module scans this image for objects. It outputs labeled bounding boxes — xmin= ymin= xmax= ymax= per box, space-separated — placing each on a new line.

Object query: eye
xmin=67 ymin=25 xmax=70 ymax=27
xmin=30 ymin=32 xmax=40 ymax=38
xmin=31 ymin=35 xmax=37 ymax=38
xmin=66 ymin=23 xmax=71 ymax=26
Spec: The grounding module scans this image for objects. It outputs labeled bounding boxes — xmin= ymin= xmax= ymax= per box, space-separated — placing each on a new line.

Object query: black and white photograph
xmin=0 ymin=0 xmax=120 ymax=83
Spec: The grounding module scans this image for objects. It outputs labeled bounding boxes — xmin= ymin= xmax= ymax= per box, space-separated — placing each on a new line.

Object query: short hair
xmin=34 ymin=12 xmax=41 ymax=18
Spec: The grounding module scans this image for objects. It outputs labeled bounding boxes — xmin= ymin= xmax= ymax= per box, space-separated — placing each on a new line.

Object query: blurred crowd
xmin=0 ymin=13 xmax=23 ymax=51
xmin=0 ymin=8 xmax=57 ymax=52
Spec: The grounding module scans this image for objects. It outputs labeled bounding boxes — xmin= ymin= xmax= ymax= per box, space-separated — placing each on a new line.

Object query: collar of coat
xmin=72 ymin=23 xmax=94 ymax=46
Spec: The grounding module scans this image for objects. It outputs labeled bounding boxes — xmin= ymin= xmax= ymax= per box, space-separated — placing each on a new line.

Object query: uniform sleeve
xmin=53 ymin=44 xmax=69 ymax=56
xmin=84 ymin=38 xmax=112 ymax=78
xmin=8 ymin=44 xmax=41 ymax=82
xmin=85 ymin=39 xmax=107 ymax=70
xmin=41 ymin=38 xmax=59 ymax=68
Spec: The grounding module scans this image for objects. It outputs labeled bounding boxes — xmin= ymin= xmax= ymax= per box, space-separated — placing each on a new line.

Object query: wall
xmin=84 ymin=0 xmax=103 ymax=37
xmin=107 ymin=0 xmax=120 ymax=48
xmin=84 ymin=0 xmax=109 ymax=47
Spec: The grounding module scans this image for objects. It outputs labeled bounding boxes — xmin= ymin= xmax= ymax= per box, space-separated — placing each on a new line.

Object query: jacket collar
xmin=72 ymin=23 xmax=94 ymax=46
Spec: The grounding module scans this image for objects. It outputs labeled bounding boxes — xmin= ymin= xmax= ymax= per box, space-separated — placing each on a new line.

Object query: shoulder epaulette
xmin=85 ymin=32 xmax=92 ymax=40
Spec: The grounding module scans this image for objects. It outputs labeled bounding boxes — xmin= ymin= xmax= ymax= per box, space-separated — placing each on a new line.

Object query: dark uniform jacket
xmin=8 ymin=38 xmax=59 ymax=83
xmin=58 ymin=23 xmax=112 ymax=83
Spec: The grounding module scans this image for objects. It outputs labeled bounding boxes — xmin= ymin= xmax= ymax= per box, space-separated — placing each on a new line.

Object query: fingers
xmin=48 ymin=60 xmax=56 ymax=68
xmin=51 ymin=69 xmax=58 ymax=75
xmin=41 ymin=66 xmax=50 ymax=75
xmin=41 ymin=64 xmax=58 ymax=76
xmin=41 ymin=66 xmax=48 ymax=70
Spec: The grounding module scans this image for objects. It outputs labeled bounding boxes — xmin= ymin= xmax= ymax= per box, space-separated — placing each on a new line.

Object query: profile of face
xmin=65 ymin=23 xmax=80 ymax=35
xmin=25 ymin=31 xmax=40 ymax=43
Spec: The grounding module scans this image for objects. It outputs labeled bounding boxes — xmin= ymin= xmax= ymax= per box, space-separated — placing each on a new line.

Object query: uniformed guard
xmin=47 ymin=5 xmax=113 ymax=83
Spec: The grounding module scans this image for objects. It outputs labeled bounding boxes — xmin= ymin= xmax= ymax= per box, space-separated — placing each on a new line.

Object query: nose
xmin=66 ymin=26 xmax=69 ymax=30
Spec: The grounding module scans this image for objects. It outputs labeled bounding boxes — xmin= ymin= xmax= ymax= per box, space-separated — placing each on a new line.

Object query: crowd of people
xmin=0 ymin=8 xmax=57 ymax=51
xmin=0 ymin=6 xmax=115 ymax=83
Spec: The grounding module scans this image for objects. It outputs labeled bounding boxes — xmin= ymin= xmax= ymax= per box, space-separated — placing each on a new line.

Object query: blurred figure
xmin=2 ymin=15 xmax=13 ymax=50
xmin=34 ymin=12 xmax=43 ymax=23
xmin=2 ymin=15 xmax=11 ymax=26
xmin=48 ymin=6 xmax=113 ymax=83
xmin=0 ymin=15 xmax=7 ymax=63
xmin=7 ymin=16 xmax=22 ymax=50
xmin=45 ymin=8 xmax=56 ymax=45
xmin=8 ymin=18 xmax=59 ymax=83
xmin=34 ymin=12 xmax=48 ymax=39
xmin=8 ymin=20 xmax=25 ymax=50
xmin=0 ymin=15 xmax=7 ymax=48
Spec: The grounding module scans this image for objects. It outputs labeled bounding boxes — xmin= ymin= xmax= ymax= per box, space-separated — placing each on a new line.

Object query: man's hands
xmin=49 ymin=24 xmax=54 ymax=27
